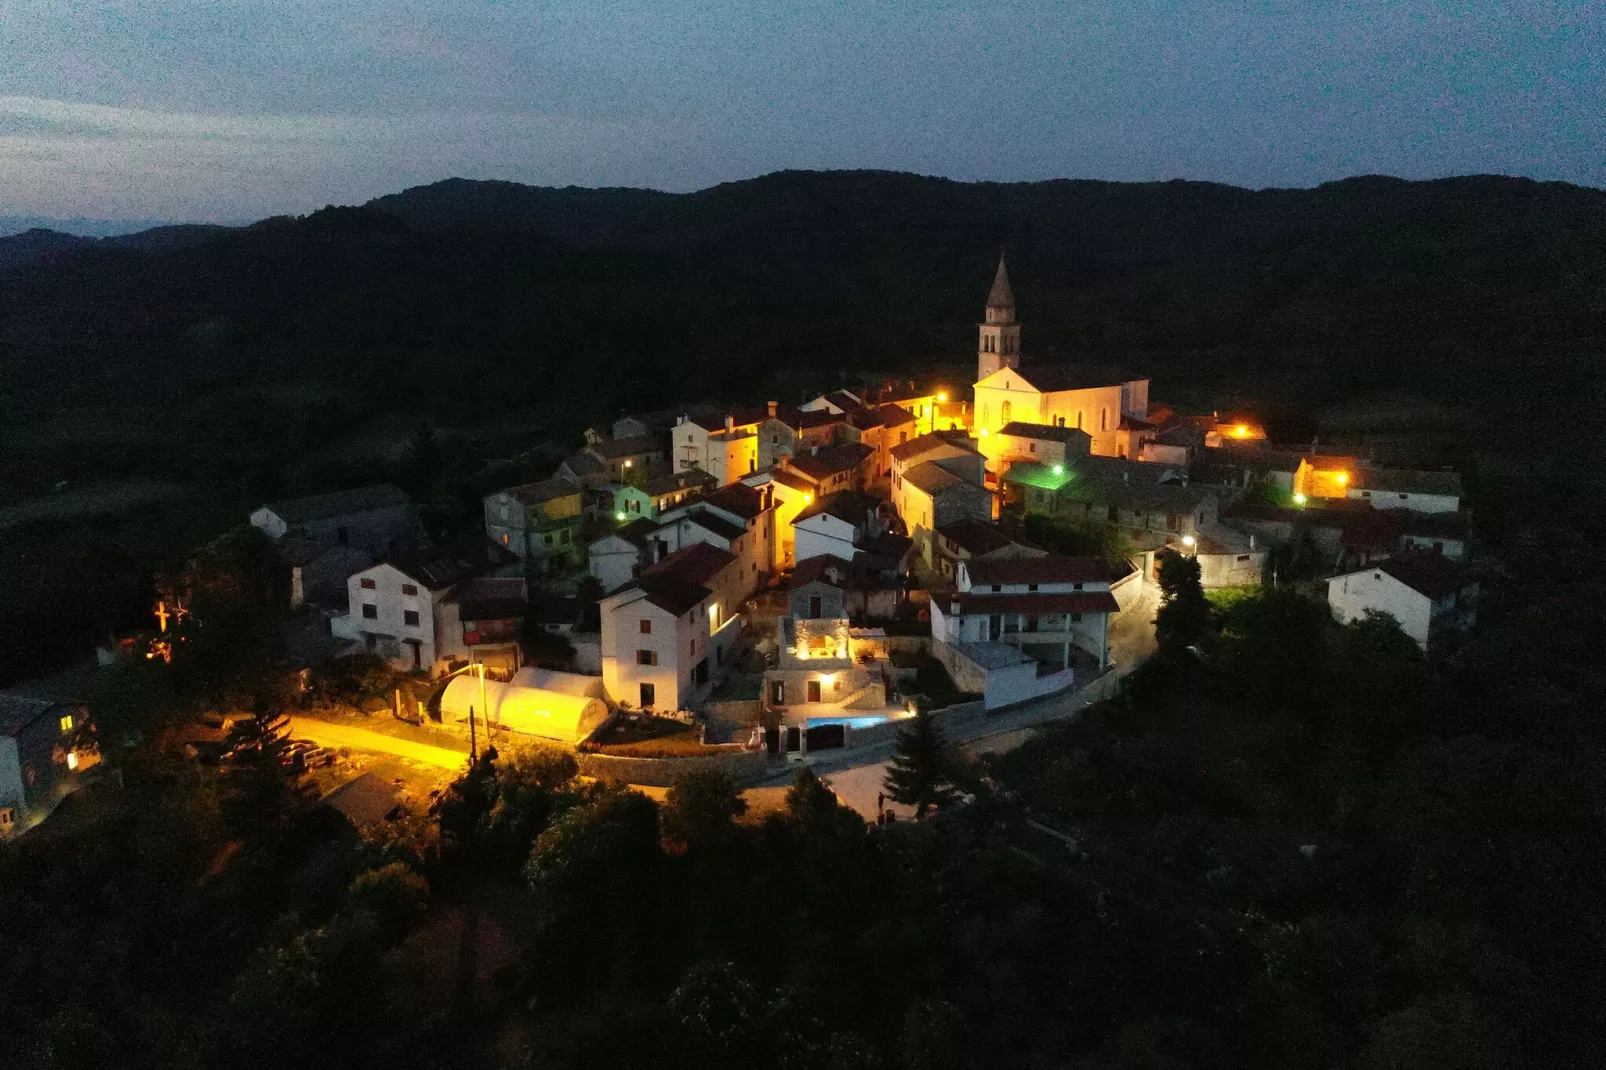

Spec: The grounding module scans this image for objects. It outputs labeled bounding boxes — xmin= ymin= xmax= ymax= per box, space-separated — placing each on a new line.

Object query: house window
xmin=403 ymin=610 xmax=420 ymax=627
xmin=362 ymin=603 xmax=378 ymax=619
xmin=1071 ymin=613 xmax=1082 ymax=622
xmin=689 ymin=639 xmax=697 ymax=657
xmin=806 ymin=680 xmax=822 ymax=703
xmin=1166 ymin=514 xmax=1179 ymax=531
xmin=59 ymin=714 xmax=74 ymax=733
xmin=809 ymin=595 xmax=823 ymax=619
xmin=1028 ymin=584 xmax=1038 ymax=592
xmin=360 ymin=578 xmax=377 ymax=590
xmin=636 ymin=649 xmax=658 ymax=666
xmin=1362 ymin=491 xmax=1372 ymax=498
xmin=1001 ymin=401 xmax=1012 ymax=424
xmin=402 ymin=584 xmax=418 ymax=596
xmin=1237 ymin=554 xmax=1251 ymax=562
xmin=1074 ymin=582 xmax=1084 ymax=590
xmin=543 ymin=533 xmax=555 ymax=547
xmin=639 ymin=682 xmax=656 ymax=707
xmin=992 ymin=585 xmax=1002 ymax=593
xmin=640 ymin=619 xmax=652 ymax=634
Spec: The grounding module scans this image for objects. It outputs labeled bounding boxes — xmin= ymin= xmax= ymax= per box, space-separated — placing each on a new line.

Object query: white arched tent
xmin=440 ymin=677 xmax=608 ymax=744
xmin=508 ymin=667 xmax=607 ymax=699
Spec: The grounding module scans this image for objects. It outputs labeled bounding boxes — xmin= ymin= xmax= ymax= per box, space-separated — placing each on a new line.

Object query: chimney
xmin=725 ymin=415 xmax=735 ymax=433
xmin=767 ymin=400 xmax=778 ymax=418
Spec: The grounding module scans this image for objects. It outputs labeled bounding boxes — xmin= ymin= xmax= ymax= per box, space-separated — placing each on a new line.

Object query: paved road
xmin=287 ymin=717 xmax=471 ymax=772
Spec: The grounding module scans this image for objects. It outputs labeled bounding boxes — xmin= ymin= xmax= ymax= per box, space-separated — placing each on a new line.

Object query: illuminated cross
xmin=154 ymin=601 xmax=172 ymax=632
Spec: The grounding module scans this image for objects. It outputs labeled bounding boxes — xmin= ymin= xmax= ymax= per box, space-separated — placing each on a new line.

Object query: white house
xmin=588 ymin=518 xmax=664 ymax=593
xmin=792 ymin=491 xmax=887 ymax=564
xmin=933 ymin=556 xmax=1121 ymax=672
xmin=656 ymin=481 xmax=779 ymax=581
xmin=1327 ymin=555 xmax=1478 ymax=652
xmin=673 ymin=403 xmax=802 ymax=484
xmin=330 ymin=560 xmax=526 ymax=676
xmin=599 ymin=543 xmax=748 ymax=711
xmin=1347 ymin=469 xmax=1463 ymax=514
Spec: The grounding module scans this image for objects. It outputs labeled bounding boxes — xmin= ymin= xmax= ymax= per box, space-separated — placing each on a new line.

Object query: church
xmin=969 ymin=256 xmax=1155 ymax=468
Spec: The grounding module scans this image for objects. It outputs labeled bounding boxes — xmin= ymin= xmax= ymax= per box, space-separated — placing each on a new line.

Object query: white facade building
xmin=1327 ymin=555 xmax=1478 ymax=652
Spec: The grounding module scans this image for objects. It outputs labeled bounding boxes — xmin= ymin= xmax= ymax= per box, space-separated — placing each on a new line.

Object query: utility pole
xmin=468 ymin=704 xmax=477 ymax=762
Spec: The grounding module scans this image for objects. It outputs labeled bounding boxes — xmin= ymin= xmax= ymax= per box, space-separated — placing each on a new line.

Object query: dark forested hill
xmin=2 ymin=170 xmax=1603 ymax=494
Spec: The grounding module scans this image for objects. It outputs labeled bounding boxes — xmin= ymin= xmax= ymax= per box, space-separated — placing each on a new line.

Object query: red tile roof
xmin=948 ymin=591 xmax=1120 ymax=616
xmin=964 ymin=555 xmax=1113 ymax=586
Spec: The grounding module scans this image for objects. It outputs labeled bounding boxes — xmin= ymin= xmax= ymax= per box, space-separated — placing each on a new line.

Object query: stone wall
xmin=576 ymin=747 xmax=773 ymax=787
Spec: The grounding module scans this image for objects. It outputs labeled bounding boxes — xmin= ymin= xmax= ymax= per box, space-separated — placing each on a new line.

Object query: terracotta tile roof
xmin=1354 ymin=468 xmax=1463 ymax=497
xmin=999 ymin=421 xmax=1093 ymax=445
xmin=1010 ymin=363 xmax=1143 ymax=393
xmin=701 ymin=481 xmax=769 ymax=520
xmin=502 ymin=477 xmax=582 ymax=505
xmin=964 ymin=555 xmax=1113 ymax=586
xmin=794 ymin=490 xmax=882 ymax=526
xmin=937 ymin=518 xmax=1020 ymax=556
xmin=902 ymin=460 xmax=967 ymax=494
xmin=948 ymin=591 xmax=1121 ymax=615
xmin=588 ymin=433 xmax=666 ymax=460
xmin=264 ymin=483 xmax=409 ymax=523
xmin=890 ymin=430 xmax=979 ymax=462
xmin=1377 ymin=554 xmax=1476 ymax=600
xmin=641 ymin=541 xmax=737 ymax=588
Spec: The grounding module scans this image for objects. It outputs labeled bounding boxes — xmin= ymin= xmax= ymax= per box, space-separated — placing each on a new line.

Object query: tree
xmin=1154 ymin=549 xmax=1210 ymax=651
xmin=663 ymin=769 xmax=748 ymax=851
xmin=477 ymin=743 xmax=581 ymax=865
xmin=1023 ymin=511 xmax=1135 ymax=570
xmin=220 ymin=697 xmax=294 ymax=841
xmin=884 ymin=709 xmax=960 ymax=819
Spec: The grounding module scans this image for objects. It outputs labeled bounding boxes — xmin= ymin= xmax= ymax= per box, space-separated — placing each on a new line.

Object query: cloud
xmin=0 ymin=96 xmax=715 ymax=218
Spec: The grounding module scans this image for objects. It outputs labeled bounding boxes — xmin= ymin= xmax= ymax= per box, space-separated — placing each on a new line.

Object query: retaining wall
xmin=576 ymin=748 xmax=773 ymax=787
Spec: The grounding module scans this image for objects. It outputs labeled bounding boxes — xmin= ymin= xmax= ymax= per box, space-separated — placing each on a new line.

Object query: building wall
xmin=1348 ymin=488 xmax=1460 ymax=514
xmin=330 ymin=563 xmax=441 ymax=672
xmin=589 ymin=534 xmax=648 ymax=593
xmin=674 ymin=420 xmax=713 ymax=473
xmin=757 ymin=418 xmax=799 ymax=470
xmin=1198 ymin=550 xmax=1267 ymax=588
xmin=794 ymin=513 xmax=859 ymax=564
xmin=601 ymin=599 xmax=693 ymax=711
xmin=1327 ymin=570 xmax=1432 ymax=649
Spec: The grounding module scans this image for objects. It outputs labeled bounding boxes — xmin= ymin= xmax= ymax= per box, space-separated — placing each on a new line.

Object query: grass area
xmin=1204 ymin=585 xmax=1261 ymax=611
xmin=585 ymin=716 xmax=731 ymax=758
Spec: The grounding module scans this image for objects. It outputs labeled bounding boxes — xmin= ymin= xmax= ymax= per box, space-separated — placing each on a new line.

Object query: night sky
xmin=2 ymin=1 xmax=1601 ymax=221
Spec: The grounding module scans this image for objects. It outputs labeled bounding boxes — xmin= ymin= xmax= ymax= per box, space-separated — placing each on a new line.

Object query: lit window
xmin=66 ymin=751 xmax=80 ymax=771
xmin=59 ymin=714 xmax=73 ymax=732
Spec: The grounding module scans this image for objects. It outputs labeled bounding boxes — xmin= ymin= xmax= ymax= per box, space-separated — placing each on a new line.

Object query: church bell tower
xmin=977 ymin=254 xmax=1020 ymax=381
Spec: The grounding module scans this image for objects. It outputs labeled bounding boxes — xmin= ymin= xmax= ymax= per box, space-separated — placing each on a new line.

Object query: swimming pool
xmin=805 ymin=715 xmax=891 ymax=730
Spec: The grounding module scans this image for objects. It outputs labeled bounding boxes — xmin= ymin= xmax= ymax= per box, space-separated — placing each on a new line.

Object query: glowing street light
xmin=936 ymin=392 xmax=948 ymax=403
xmin=1051 ymin=464 xmax=1064 ymax=476
xmin=615 ymin=511 xmax=627 ymax=522
xmin=1293 ymin=493 xmax=1307 ymax=505
xmin=1234 ymin=424 xmax=1249 ymax=437
xmin=1336 ymin=472 xmax=1348 ymax=485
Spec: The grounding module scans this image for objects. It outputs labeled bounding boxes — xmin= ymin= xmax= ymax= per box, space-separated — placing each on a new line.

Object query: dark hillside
xmin=2 ymin=170 xmax=1603 ymax=497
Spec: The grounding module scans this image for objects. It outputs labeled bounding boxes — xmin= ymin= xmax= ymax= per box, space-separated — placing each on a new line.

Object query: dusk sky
xmin=2 ymin=1 xmax=1601 ymax=222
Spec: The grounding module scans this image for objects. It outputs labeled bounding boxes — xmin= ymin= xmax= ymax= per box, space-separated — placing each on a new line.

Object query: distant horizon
xmin=4 ymin=165 xmax=1602 ymax=237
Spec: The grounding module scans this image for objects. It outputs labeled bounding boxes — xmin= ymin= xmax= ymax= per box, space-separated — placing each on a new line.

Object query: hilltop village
xmin=2 ymin=255 xmax=1478 ymax=831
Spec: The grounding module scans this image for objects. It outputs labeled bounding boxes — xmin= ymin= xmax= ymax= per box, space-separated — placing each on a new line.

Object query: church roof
xmin=986 ymin=255 xmax=1014 ymax=308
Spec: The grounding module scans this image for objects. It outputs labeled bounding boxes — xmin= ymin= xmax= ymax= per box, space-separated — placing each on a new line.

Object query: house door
xmin=988 ymin=615 xmax=1002 ymax=641
xmin=806 ymin=680 xmax=822 ymax=703
xmin=809 ymin=596 xmax=822 ymax=619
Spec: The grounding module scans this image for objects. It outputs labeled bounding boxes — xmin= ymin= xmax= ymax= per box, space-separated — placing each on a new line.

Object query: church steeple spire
xmin=986 ymin=253 xmax=1015 ymax=313
xmin=977 ymin=251 xmax=1021 ymax=381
